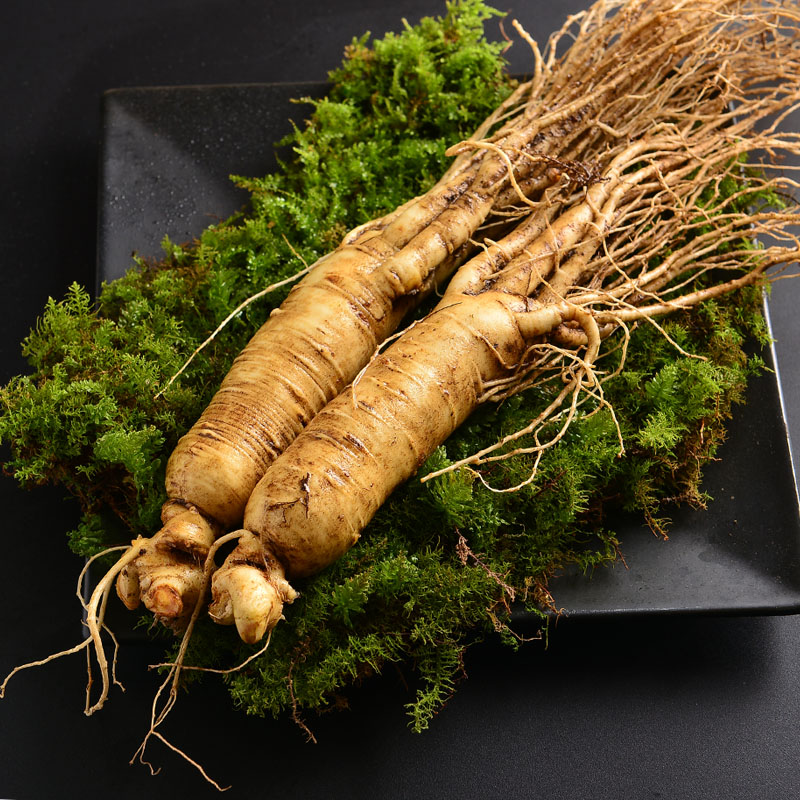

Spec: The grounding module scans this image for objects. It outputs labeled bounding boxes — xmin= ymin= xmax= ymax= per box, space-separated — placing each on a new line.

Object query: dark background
xmin=2 ymin=2 xmax=800 ymax=798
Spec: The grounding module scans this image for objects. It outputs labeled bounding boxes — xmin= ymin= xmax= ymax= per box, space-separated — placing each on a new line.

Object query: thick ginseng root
xmin=115 ymin=503 xmax=217 ymax=625
xmin=119 ymin=140 xmax=563 ymax=617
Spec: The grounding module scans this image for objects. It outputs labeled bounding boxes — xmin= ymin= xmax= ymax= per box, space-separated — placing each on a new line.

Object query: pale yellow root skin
xmin=245 ymin=294 xmax=576 ymax=572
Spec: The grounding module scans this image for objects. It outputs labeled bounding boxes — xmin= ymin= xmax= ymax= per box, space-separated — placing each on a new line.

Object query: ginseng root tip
xmin=208 ymin=534 xmax=297 ymax=644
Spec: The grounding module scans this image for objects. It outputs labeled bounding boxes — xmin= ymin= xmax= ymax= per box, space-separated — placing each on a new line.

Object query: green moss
xmin=0 ymin=0 xmax=772 ymax=733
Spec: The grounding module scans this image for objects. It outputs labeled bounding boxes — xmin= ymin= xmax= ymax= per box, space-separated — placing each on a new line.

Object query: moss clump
xmin=0 ymin=0 xmax=772 ymax=732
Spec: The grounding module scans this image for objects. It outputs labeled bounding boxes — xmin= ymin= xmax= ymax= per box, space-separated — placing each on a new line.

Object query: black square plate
xmin=98 ymin=82 xmax=800 ymax=618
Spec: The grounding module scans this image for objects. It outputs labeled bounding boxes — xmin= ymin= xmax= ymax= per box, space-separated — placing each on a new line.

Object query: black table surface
xmin=2 ymin=2 xmax=800 ymax=799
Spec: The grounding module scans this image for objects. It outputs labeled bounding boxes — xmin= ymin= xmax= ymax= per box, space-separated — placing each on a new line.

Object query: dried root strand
xmin=84 ymin=542 xmax=151 ymax=714
xmin=0 ymin=544 xmax=131 ymax=712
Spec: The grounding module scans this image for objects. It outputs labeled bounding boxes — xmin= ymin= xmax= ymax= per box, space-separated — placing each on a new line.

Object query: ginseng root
xmin=113 ymin=0 xmax=728 ymax=632
xmin=208 ymin=0 xmax=800 ymax=642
